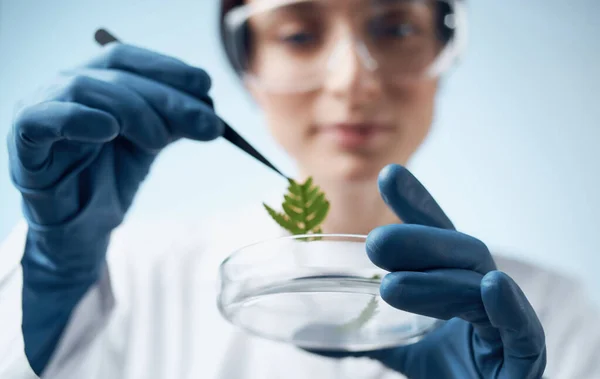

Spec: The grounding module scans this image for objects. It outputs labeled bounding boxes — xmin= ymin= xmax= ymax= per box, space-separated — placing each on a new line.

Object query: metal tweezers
xmin=94 ymin=28 xmax=289 ymax=181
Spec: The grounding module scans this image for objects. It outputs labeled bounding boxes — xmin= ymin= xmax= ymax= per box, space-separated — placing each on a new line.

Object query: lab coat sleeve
xmin=0 ymin=217 xmax=194 ymax=379
xmin=491 ymin=256 xmax=600 ymax=379
xmin=539 ymin=276 xmax=600 ymax=378
xmin=0 ymin=220 xmax=122 ymax=379
xmin=0 ymin=222 xmax=38 ymax=379
xmin=38 ymin=265 xmax=118 ymax=378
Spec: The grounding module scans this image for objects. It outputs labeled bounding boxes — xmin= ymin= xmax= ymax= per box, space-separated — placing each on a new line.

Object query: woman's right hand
xmin=6 ymin=43 xmax=224 ymax=375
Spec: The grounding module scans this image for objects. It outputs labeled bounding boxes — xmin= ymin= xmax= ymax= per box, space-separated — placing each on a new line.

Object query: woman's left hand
xmin=313 ymin=164 xmax=547 ymax=379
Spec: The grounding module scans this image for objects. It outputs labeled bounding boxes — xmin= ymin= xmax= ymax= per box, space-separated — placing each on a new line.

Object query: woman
xmin=1 ymin=0 xmax=598 ymax=378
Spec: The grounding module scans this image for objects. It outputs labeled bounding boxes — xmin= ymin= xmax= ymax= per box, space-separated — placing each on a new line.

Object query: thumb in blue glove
xmin=312 ymin=164 xmax=547 ymax=379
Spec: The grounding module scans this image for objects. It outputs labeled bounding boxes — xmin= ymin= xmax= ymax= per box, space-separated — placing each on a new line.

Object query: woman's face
xmin=241 ymin=0 xmax=442 ymax=184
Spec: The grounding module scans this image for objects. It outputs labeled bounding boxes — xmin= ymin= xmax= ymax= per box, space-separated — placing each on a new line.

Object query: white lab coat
xmin=1 ymin=199 xmax=599 ymax=379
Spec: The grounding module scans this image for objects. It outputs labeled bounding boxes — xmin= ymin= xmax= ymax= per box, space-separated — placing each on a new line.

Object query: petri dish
xmin=217 ymin=234 xmax=441 ymax=351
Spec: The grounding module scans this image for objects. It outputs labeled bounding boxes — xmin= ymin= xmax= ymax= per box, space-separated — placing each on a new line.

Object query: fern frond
xmin=282 ymin=202 xmax=303 ymax=223
xmin=306 ymin=193 xmax=326 ymax=214
xmin=305 ymin=200 xmax=329 ymax=231
xmin=284 ymin=194 xmax=304 ymax=209
xmin=301 ymin=177 xmax=313 ymax=191
xmin=263 ymin=203 xmax=303 ymax=235
xmin=305 ymin=186 xmax=320 ymax=204
xmin=264 ymin=177 xmax=329 ymax=236
xmin=287 ymin=179 xmax=303 ymax=197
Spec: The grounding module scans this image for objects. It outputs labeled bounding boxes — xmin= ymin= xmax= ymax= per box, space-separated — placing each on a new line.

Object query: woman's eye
xmin=389 ymin=24 xmax=416 ymax=38
xmin=372 ymin=22 xmax=417 ymax=39
xmin=280 ymin=32 xmax=317 ymax=46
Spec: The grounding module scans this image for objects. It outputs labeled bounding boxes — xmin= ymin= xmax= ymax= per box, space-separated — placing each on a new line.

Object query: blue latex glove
xmin=7 ymin=43 xmax=223 ymax=375
xmin=312 ymin=164 xmax=547 ymax=379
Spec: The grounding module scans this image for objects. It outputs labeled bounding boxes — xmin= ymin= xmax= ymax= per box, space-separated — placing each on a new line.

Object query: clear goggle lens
xmin=224 ymin=0 xmax=466 ymax=93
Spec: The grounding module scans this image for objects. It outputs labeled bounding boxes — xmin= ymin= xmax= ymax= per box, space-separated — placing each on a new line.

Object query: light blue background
xmin=1 ymin=1 xmax=599 ymax=304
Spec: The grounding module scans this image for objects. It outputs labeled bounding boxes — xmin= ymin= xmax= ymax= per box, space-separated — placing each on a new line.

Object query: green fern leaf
xmin=305 ymin=186 xmax=320 ymax=204
xmin=301 ymin=177 xmax=314 ymax=191
xmin=284 ymin=194 xmax=304 ymax=209
xmin=264 ymin=177 xmax=329 ymax=236
xmin=287 ymin=179 xmax=303 ymax=197
xmin=282 ymin=202 xmax=304 ymax=223
xmin=306 ymin=192 xmax=326 ymax=215
xmin=305 ymin=199 xmax=329 ymax=231
xmin=263 ymin=203 xmax=303 ymax=235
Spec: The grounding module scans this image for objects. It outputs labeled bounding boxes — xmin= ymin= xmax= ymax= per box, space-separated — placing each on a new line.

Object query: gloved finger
xmin=366 ymin=224 xmax=496 ymax=274
xmin=377 ymin=164 xmax=454 ymax=230
xmin=79 ymin=68 xmax=223 ymax=143
xmin=481 ymin=271 xmax=547 ymax=377
xmin=380 ymin=269 xmax=490 ymax=325
xmin=380 ymin=269 xmax=502 ymax=344
xmin=10 ymin=102 xmax=118 ymax=169
xmin=79 ymin=43 xmax=212 ymax=100
xmin=47 ymin=71 xmax=222 ymax=150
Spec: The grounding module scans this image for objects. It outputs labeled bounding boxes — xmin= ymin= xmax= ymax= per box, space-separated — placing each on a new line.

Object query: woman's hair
xmin=219 ymin=0 xmax=246 ymax=72
xmin=220 ymin=0 xmax=244 ymax=25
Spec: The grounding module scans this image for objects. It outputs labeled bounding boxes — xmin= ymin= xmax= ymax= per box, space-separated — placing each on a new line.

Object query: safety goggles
xmin=223 ymin=0 xmax=467 ymax=93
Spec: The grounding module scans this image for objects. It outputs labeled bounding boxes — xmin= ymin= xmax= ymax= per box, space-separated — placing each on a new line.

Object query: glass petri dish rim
xmin=218 ymin=232 xmax=369 ymax=269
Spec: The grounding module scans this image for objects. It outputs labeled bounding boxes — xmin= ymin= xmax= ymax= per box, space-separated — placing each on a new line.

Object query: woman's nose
xmin=322 ymin=37 xmax=383 ymax=103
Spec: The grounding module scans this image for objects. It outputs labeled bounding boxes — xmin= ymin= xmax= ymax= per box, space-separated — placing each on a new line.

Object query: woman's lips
xmin=319 ymin=123 xmax=394 ymax=149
